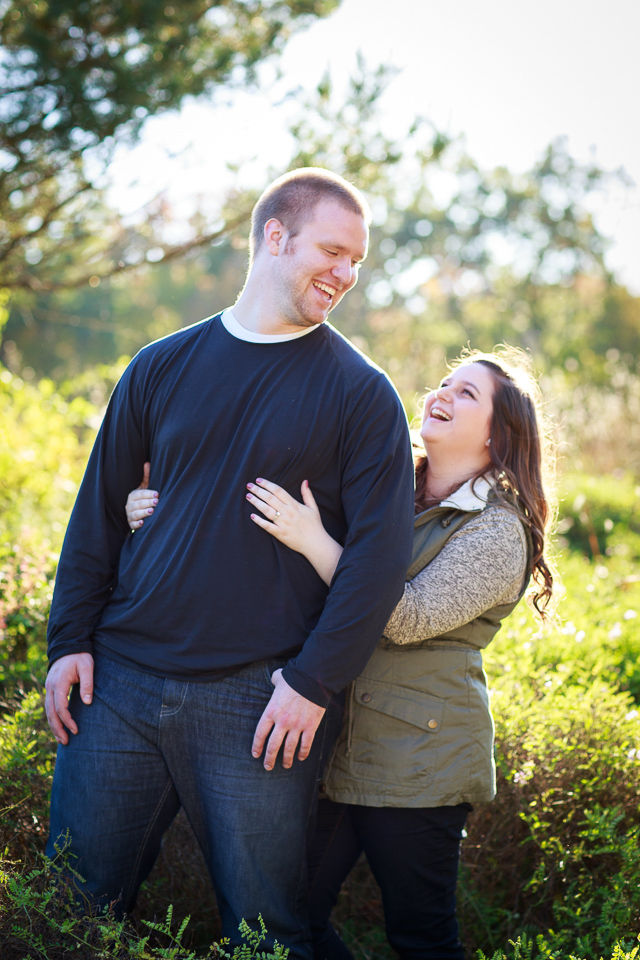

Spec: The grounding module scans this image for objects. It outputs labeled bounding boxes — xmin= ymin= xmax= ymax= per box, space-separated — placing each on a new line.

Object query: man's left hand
xmin=252 ymin=669 xmax=326 ymax=771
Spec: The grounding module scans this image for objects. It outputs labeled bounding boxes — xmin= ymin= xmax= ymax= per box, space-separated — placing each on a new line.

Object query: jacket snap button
xmin=427 ymin=719 xmax=438 ymax=729
xmin=361 ymin=693 xmax=372 ymax=703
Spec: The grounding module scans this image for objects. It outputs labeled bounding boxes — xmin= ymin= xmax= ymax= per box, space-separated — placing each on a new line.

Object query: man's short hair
xmin=250 ymin=168 xmax=371 ymax=262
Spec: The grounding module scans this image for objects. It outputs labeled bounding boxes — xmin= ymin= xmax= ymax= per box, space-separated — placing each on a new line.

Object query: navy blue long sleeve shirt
xmin=46 ymin=314 xmax=415 ymax=706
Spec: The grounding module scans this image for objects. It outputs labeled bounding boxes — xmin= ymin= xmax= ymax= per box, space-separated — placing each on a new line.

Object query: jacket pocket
xmin=347 ymin=677 xmax=444 ymax=786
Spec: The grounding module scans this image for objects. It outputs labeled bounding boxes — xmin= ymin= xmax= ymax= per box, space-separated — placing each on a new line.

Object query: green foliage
xmin=556 ymin=471 xmax=640 ymax=561
xmin=0 ymin=364 xmax=110 ymax=544
xmin=539 ymin=352 xmax=640 ymax=479
xmin=489 ymin=556 xmax=640 ymax=702
xmin=476 ymin=933 xmax=640 ymax=960
xmin=0 ymin=850 xmax=290 ymax=959
xmin=0 ymin=545 xmax=53 ymax=695
xmin=454 ymin=530 xmax=640 ymax=959
xmin=0 ymin=361 xmax=130 ymax=697
xmin=223 ymin=915 xmax=289 ymax=960
xmin=1 ymin=276 xmax=640 ymax=956
xmin=0 ymin=0 xmax=339 ymax=296
xmin=0 ymin=690 xmax=55 ymax=865
xmin=461 ymin=677 xmax=640 ymax=957
xmin=1 ymin=0 xmax=338 ymax=154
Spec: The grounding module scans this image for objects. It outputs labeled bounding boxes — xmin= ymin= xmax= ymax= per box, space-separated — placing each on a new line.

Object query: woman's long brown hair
xmin=415 ymin=347 xmax=556 ymax=619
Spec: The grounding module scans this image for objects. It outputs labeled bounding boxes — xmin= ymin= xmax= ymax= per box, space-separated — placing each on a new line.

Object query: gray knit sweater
xmin=384 ymin=498 xmax=528 ymax=645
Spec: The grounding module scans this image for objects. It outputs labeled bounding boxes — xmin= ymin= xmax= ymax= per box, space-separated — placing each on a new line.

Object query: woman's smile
xmin=421 ymin=363 xmax=494 ymax=455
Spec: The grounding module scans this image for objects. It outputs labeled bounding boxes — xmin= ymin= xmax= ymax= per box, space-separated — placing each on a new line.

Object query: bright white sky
xmin=108 ymin=0 xmax=640 ymax=292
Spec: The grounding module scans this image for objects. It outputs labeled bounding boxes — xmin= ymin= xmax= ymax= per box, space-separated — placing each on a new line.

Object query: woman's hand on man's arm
xmin=125 ymin=462 xmax=159 ymax=530
xmin=123 ymin=467 xmax=344 ymax=586
xmin=246 ymin=478 xmax=343 ymax=586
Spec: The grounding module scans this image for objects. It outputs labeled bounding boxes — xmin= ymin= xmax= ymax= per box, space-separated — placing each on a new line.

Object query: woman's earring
xmin=486 ymin=438 xmax=491 ymax=446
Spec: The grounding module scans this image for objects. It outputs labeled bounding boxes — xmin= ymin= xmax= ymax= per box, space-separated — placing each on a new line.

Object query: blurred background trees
xmin=0 ymin=0 xmax=338 ymax=294
xmin=2 ymin=28 xmax=639 ymax=473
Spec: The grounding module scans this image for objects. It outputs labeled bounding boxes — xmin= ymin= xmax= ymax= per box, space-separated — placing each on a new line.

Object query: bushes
xmin=3 ymin=574 xmax=640 ymax=960
xmin=0 ymin=691 xmax=54 ymax=863
xmin=556 ymin=471 xmax=640 ymax=561
xmin=0 ymin=545 xmax=54 ymax=696
xmin=327 ymin=666 xmax=640 ymax=960
xmin=2 ymin=361 xmax=640 ymax=958
xmin=0 ymin=361 xmax=124 ymax=549
xmin=460 ymin=680 xmax=640 ymax=958
xmin=0 ymin=362 xmax=126 ymax=700
xmin=3 ymin=545 xmax=640 ymax=958
xmin=490 ymin=547 xmax=640 ymax=704
xmin=0 ymin=852 xmax=288 ymax=960
xmin=457 ymin=544 xmax=640 ymax=958
xmin=477 ymin=934 xmax=640 ymax=960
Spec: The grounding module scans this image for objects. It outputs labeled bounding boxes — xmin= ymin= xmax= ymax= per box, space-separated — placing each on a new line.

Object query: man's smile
xmin=312 ymin=280 xmax=338 ymax=302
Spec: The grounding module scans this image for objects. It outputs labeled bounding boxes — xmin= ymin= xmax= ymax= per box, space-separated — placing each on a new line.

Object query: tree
xmin=3 ymin=52 xmax=636 ymax=394
xmin=0 ymin=0 xmax=339 ymax=294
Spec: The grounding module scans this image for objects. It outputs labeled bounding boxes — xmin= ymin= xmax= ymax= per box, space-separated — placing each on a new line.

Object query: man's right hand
xmin=45 ymin=652 xmax=94 ymax=744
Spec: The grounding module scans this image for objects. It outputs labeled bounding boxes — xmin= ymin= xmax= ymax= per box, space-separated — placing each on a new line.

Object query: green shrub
xmin=0 ymin=361 xmax=123 ymax=698
xmin=477 ymin=932 xmax=640 ymax=960
xmin=0 ymin=545 xmax=54 ymax=697
xmin=489 ymin=550 xmax=640 ymax=702
xmin=0 ymin=371 xmax=89 ymax=548
xmin=2 ymin=361 xmax=640 ymax=960
xmin=0 ymin=360 xmax=125 ymax=549
xmin=556 ymin=472 xmax=640 ymax=561
xmin=0 ymin=690 xmax=55 ymax=862
xmin=0 ymin=849 xmax=289 ymax=960
xmin=460 ymin=679 xmax=640 ymax=959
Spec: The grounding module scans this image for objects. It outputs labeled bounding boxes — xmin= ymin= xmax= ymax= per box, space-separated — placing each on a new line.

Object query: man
xmin=45 ymin=168 xmax=414 ymax=957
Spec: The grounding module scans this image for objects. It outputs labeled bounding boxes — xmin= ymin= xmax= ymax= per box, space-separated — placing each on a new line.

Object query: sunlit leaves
xmin=0 ymin=0 xmax=339 ymax=295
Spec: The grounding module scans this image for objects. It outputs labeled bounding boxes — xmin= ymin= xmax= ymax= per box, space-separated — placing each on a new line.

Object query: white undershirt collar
xmin=220 ymin=308 xmax=321 ymax=343
xmin=439 ymin=476 xmax=493 ymax=512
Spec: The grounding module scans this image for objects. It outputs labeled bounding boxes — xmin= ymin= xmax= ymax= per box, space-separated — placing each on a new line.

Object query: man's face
xmin=274 ymin=200 xmax=369 ymax=328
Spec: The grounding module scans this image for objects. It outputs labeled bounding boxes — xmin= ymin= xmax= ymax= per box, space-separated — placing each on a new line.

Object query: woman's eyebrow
xmin=460 ymin=380 xmax=480 ymax=395
xmin=439 ymin=378 xmax=479 ymax=394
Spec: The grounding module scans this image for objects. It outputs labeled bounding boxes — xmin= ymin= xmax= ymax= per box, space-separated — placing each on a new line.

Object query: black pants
xmin=308 ymin=799 xmax=471 ymax=960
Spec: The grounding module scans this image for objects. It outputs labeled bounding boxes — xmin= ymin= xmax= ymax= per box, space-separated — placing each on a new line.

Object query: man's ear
xmin=264 ymin=218 xmax=286 ymax=256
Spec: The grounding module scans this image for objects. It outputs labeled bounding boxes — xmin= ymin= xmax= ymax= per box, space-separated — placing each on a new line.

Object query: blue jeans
xmin=47 ymin=652 xmax=337 ymax=959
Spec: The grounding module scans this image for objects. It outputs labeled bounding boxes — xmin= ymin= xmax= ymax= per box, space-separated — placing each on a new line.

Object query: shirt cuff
xmin=47 ymin=640 xmax=95 ymax=672
xmin=281 ymin=662 xmax=331 ymax=708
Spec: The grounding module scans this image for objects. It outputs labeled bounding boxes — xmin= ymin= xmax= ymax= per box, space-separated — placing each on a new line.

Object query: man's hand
xmin=45 ymin=653 xmax=94 ymax=745
xmin=252 ymin=669 xmax=326 ymax=771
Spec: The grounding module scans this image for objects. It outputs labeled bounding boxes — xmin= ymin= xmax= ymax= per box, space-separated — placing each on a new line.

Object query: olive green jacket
xmin=324 ymin=486 xmax=531 ymax=807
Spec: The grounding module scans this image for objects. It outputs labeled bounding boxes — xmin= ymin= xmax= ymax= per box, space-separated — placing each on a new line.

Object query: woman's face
xmin=420 ymin=362 xmax=495 ymax=465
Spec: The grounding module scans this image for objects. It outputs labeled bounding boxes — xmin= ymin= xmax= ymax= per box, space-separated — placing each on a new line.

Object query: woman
xmin=126 ymin=347 xmax=554 ymax=960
